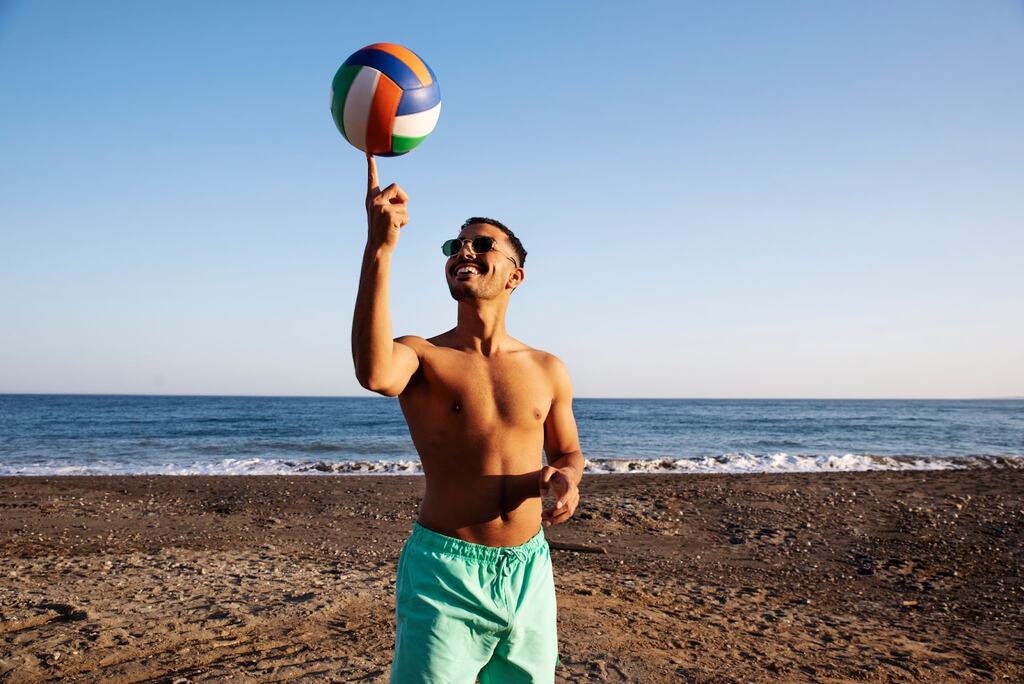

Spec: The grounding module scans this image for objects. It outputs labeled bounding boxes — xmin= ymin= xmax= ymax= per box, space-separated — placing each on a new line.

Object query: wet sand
xmin=1 ymin=470 xmax=1021 ymax=683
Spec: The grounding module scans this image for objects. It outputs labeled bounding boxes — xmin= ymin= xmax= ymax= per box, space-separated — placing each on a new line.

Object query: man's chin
xmin=448 ymin=286 xmax=473 ymax=301
xmin=448 ymin=285 xmax=485 ymax=302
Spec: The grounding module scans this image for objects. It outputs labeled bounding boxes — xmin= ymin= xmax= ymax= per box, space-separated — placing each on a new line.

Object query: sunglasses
xmin=441 ymin=237 xmax=519 ymax=268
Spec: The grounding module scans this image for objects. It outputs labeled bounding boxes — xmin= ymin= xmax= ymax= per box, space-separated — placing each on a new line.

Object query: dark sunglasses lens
xmin=443 ymin=237 xmax=495 ymax=257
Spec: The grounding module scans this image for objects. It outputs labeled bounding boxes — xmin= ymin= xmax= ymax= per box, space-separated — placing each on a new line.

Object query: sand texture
xmin=1 ymin=470 xmax=1022 ymax=683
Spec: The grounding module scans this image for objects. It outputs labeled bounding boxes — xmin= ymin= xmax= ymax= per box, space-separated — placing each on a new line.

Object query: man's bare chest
xmin=402 ymin=351 xmax=554 ymax=429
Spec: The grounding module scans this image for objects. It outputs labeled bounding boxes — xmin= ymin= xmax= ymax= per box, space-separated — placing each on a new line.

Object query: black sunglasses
xmin=441 ymin=237 xmax=518 ymax=267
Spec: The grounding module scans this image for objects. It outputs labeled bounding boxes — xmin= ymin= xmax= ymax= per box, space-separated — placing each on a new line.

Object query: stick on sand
xmin=548 ymin=541 xmax=608 ymax=554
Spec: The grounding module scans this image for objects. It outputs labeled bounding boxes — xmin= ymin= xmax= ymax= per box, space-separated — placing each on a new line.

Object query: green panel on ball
xmin=331 ymin=64 xmax=362 ymax=142
xmin=391 ymin=133 xmax=428 ymax=154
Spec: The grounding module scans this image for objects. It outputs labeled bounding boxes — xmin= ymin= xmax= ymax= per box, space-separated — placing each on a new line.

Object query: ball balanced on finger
xmin=330 ymin=42 xmax=441 ymax=156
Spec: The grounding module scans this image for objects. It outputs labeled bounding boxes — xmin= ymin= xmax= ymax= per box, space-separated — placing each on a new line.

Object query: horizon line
xmin=1 ymin=392 xmax=1021 ymax=401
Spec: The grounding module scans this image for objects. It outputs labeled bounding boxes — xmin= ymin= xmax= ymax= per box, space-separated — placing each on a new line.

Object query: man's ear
xmin=508 ymin=268 xmax=524 ymax=292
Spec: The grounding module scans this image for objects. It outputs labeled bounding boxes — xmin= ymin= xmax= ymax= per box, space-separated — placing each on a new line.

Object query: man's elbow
xmin=353 ymin=360 xmax=383 ymax=392
xmin=354 ymin=368 xmax=382 ymax=393
xmin=370 ymin=383 xmax=401 ymax=398
xmin=354 ymin=369 xmax=375 ymax=392
xmin=356 ymin=371 xmax=402 ymax=397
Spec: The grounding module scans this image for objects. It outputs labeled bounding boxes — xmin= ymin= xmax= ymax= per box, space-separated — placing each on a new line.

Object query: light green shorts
xmin=389 ymin=521 xmax=560 ymax=684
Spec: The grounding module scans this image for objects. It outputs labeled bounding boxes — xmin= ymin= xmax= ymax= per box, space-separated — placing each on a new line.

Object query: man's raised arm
xmin=351 ymin=153 xmax=420 ymax=397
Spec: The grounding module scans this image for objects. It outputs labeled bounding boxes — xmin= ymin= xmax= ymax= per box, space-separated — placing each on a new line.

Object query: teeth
xmin=456 ymin=265 xmax=480 ymax=275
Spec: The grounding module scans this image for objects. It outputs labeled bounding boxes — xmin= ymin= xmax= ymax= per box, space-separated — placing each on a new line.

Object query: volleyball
xmin=330 ymin=43 xmax=441 ymax=156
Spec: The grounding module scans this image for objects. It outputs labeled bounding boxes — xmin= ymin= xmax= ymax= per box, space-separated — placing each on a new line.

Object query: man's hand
xmin=539 ymin=465 xmax=580 ymax=528
xmin=365 ymin=152 xmax=409 ymax=251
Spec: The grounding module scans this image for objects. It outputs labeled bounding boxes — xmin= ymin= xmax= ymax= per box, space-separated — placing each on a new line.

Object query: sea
xmin=0 ymin=395 xmax=1022 ymax=476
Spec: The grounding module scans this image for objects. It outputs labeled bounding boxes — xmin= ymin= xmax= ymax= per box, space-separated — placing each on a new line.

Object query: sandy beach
xmin=1 ymin=470 xmax=1021 ymax=683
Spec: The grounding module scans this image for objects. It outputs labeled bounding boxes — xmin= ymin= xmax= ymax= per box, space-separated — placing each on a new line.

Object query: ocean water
xmin=0 ymin=395 xmax=1022 ymax=476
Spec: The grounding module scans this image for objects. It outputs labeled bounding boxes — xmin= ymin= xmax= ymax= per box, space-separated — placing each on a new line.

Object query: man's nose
xmin=458 ymin=240 xmax=477 ymax=258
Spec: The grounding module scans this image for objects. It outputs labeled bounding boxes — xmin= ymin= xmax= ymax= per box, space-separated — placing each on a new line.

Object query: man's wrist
xmin=364 ymin=242 xmax=394 ymax=262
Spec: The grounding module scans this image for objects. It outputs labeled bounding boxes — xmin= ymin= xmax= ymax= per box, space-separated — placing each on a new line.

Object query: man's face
xmin=445 ymin=223 xmax=519 ymax=302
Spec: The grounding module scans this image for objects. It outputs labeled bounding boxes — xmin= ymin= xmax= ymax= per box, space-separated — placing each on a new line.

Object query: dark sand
xmin=1 ymin=470 xmax=1021 ymax=683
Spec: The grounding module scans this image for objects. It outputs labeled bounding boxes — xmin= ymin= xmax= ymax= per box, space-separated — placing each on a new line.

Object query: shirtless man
xmin=351 ymin=153 xmax=584 ymax=683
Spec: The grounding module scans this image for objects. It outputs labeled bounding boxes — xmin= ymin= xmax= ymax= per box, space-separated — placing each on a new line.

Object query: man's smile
xmin=453 ymin=261 xmax=484 ymax=279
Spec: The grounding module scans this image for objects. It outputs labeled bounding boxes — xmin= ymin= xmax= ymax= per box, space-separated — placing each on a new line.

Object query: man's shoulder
xmin=541 ymin=351 xmax=571 ymax=379
xmin=395 ymin=334 xmax=430 ymax=346
xmin=395 ymin=332 xmax=468 ymax=357
xmin=394 ymin=334 xmax=442 ymax=354
xmin=526 ymin=349 xmax=573 ymax=398
xmin=534 ymin=348 xmax=564 ymax=367
xmin=517 ymin=345 xmax=569 ymax=376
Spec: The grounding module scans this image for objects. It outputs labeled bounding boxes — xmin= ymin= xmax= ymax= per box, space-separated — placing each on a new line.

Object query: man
xmin=351 ymin=153 xmax=585 ymax=684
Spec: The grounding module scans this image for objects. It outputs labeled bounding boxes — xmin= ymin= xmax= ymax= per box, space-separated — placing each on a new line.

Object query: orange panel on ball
xmin=365 ymin=73 xmax=403 ymax=154
xmin=364 ymin=42 xmax=433 ymax=86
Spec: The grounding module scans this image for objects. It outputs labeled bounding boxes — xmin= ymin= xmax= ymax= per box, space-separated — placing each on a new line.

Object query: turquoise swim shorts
xmin=389 ymin=521 xmax=560 ymax=683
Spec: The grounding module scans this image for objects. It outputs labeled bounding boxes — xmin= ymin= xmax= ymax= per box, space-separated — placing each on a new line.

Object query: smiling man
xmin=351 ymin=153 xmax=584 ymax=683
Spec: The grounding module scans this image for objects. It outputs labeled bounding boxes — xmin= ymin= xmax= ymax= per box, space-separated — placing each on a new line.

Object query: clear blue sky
xmin=1 ymin=1 xmax=1022 ymax=398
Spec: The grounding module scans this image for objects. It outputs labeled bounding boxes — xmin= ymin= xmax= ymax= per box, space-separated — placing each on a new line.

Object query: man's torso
xmin=396 ymin=331 xmax=556 ymax=547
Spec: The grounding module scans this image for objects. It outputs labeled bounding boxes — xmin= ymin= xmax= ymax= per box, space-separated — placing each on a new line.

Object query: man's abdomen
xmin=417 ymin=469 xmax=544 ymax=547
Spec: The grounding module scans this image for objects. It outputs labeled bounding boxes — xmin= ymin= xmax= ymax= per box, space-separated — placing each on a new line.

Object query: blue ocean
xmin=0 ymin=395 xmax=1022 ymax=476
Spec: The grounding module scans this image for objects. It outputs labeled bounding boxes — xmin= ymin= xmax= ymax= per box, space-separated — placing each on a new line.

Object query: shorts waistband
xmin=410 ymin=521 xmax=547 ymax=562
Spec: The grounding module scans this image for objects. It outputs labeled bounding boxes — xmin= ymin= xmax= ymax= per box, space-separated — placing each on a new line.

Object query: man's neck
xmin=453 ymin=301 xmax=511 ymax=356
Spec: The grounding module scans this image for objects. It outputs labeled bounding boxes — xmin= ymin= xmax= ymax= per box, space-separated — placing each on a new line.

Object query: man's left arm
xmin=540 ymin=355 xmax=584 ymax=527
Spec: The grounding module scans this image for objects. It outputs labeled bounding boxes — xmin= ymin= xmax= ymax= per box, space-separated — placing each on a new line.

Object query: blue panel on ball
xmin=397 ymin=81 xmax=441 ymax=116
xmin=343 ymin=48 xmax=422 ymax=91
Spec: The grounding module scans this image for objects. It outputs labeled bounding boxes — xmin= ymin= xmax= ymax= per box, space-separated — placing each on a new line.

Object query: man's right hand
xmin=365 ymin=152 xmax=409 ymax=252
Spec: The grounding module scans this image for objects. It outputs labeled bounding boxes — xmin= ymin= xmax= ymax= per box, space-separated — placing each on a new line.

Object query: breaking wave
xmin=3 ymin=452 xmax=1022 ymax=476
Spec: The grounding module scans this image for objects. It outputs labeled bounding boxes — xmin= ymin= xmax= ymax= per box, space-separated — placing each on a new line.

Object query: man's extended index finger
xmin=367 ymin=152 xmax=380 ymax=195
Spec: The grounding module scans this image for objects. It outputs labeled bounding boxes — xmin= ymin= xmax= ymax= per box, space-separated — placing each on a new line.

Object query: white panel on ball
xmin=342 ymin=67 xmax=382 ymax=152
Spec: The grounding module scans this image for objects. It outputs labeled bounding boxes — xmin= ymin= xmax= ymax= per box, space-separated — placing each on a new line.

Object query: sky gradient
xmin=1 ymin=1 xmax=1022 ymax=398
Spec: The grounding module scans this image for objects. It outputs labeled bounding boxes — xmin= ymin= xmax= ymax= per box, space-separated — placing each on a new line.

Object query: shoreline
xmin=3 ymin=450 xmax=1022 ymax=478
xmin=1 ymin=470 xmax=1021 ymax=682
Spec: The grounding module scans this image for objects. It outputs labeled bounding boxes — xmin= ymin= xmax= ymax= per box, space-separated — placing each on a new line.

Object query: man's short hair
xmin=460 ymin=217 xmax=527 ymax=268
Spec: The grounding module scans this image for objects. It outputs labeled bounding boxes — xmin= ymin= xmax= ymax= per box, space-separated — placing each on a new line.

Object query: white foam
xmin=1 ymin=453 xmax=1021 ymax=476
xmin=582 ymin=452 xmax=1024 ymax=474
xmin=0 ymin=457 xmax=424 ymax=477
